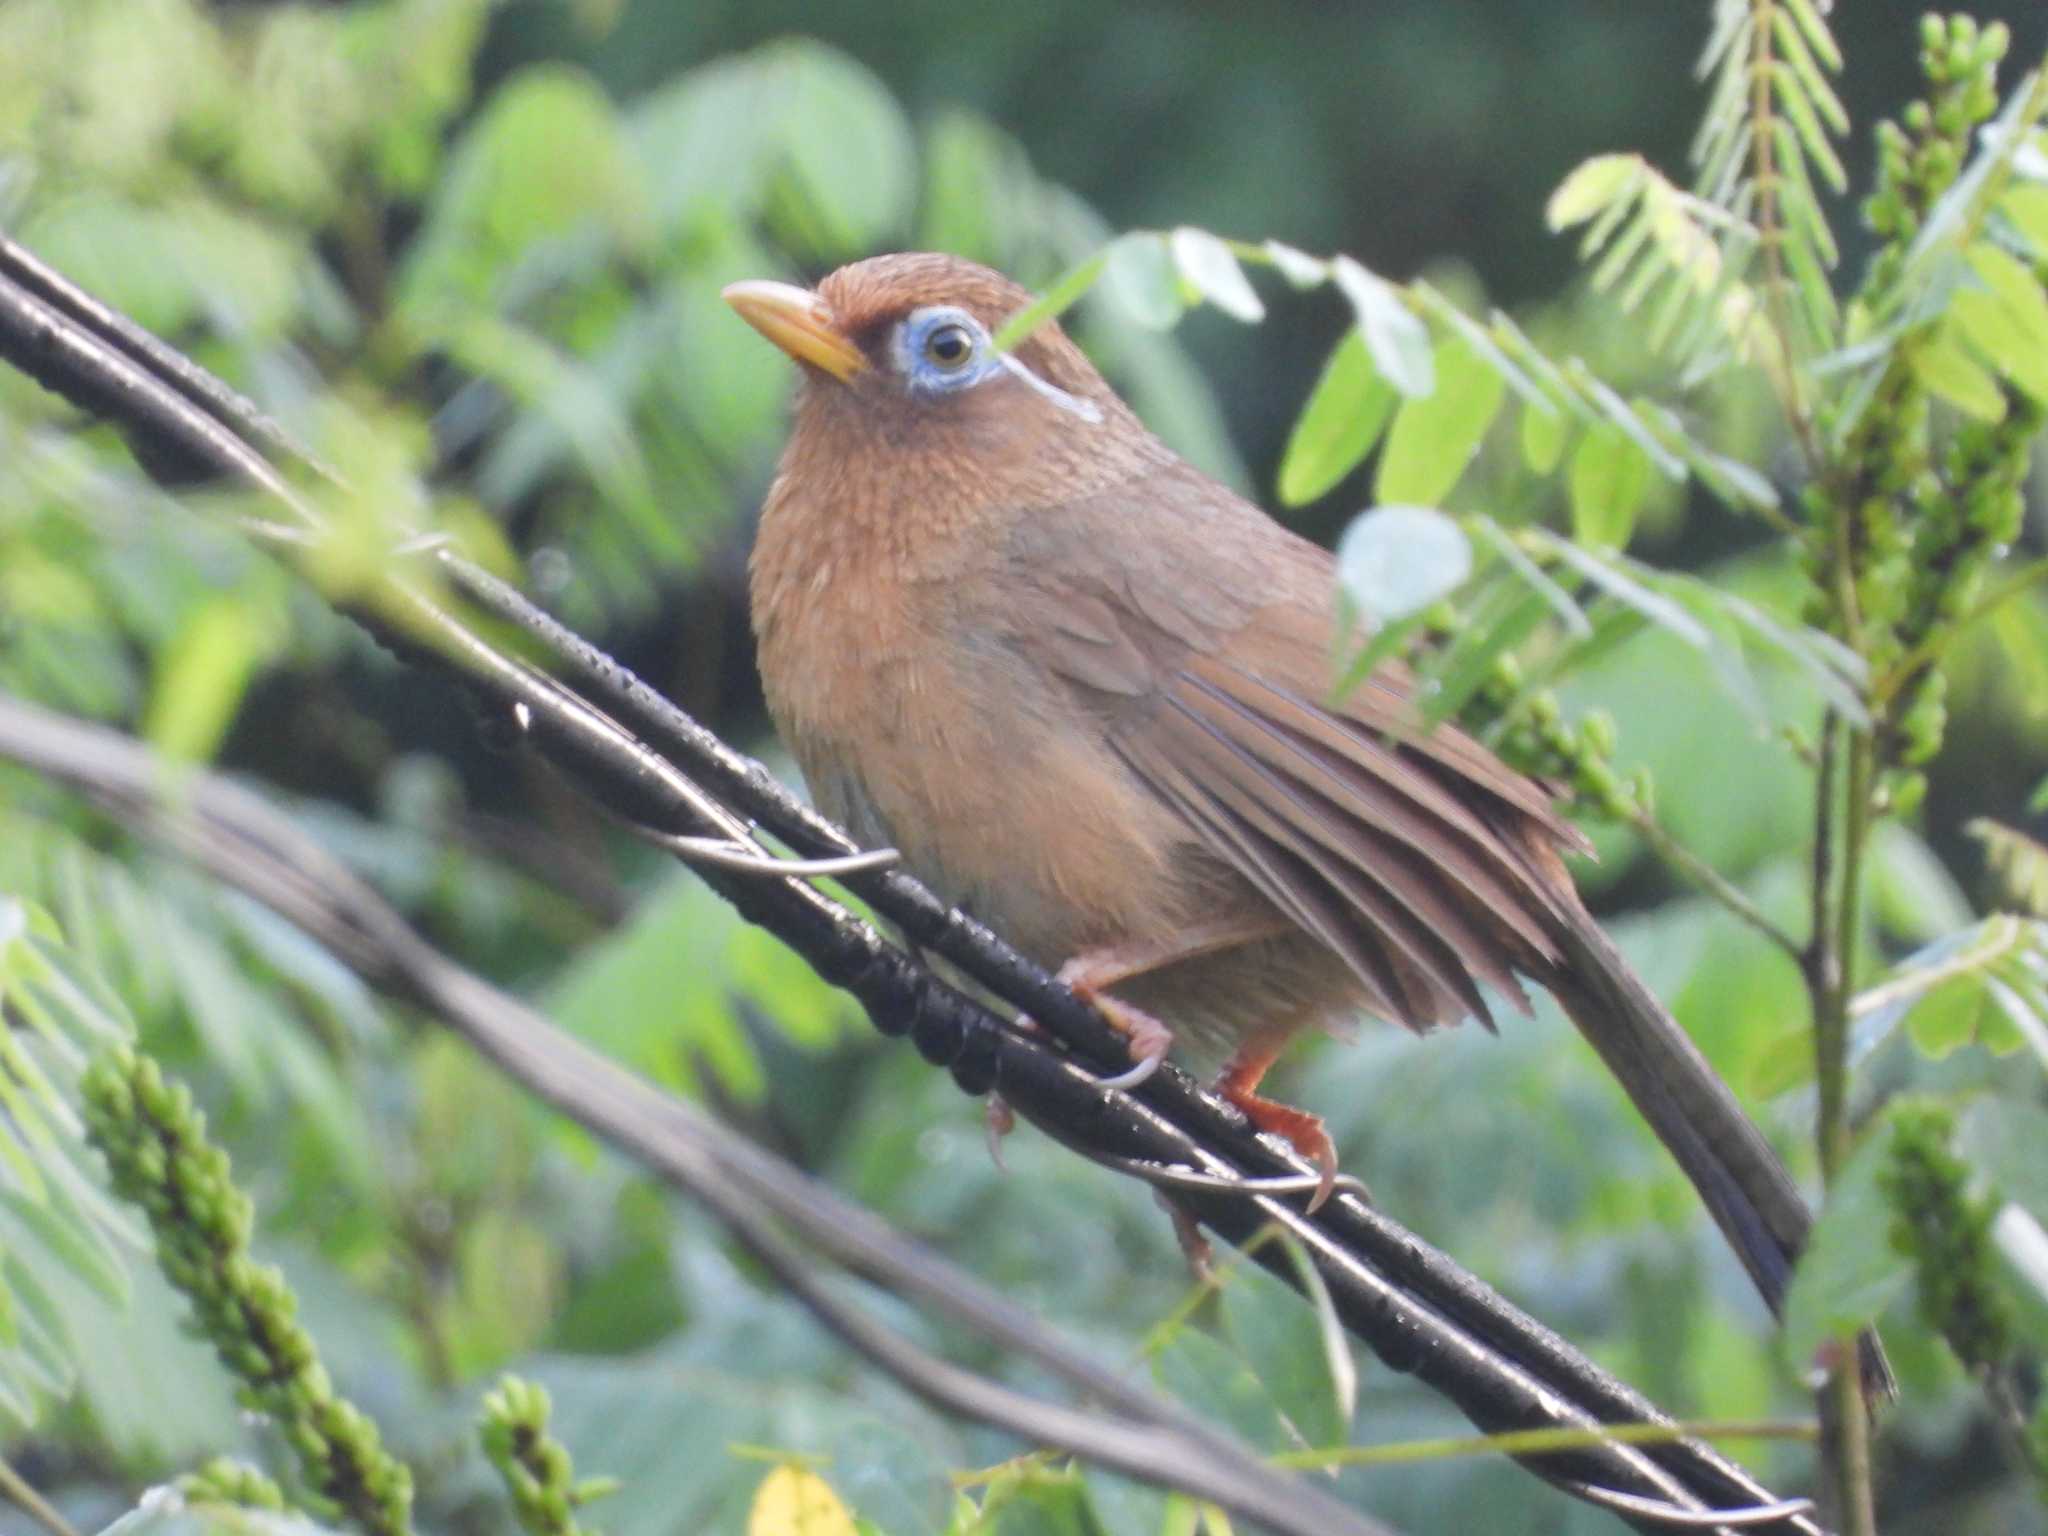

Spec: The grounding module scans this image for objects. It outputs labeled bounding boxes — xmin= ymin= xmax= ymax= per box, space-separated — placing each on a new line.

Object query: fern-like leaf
xmin=1695 ymin=0 xmax=1849 ymax=361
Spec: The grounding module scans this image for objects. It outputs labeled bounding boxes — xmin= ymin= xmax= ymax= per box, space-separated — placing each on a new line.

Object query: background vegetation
xmin=1 ymin=1 xmax=2047 ymax=1533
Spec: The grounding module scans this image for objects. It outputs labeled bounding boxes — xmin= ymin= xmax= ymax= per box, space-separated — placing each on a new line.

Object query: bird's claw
xmin=983 ymin=1093 xmax=1016 ymax=1172
xmin=1219 ymin=1090 xmax=1340 ymax=1213
xmin=1057 ymin=972 xmax=1173 ymax=1092
xmin=1092 ymin=1011 xmax=1171 ymax=1091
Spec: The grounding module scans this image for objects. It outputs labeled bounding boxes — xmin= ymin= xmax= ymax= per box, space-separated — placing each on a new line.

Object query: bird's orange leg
xmin=1054 ymin=915 xmax=1289 ymax=1089
xmin=1215 ymin=1023 xmax=1338 ymax=1212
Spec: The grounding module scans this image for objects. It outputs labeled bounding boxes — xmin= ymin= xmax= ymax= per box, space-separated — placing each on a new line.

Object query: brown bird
xmin=725 ymin=252 xmax=1832 ymax=1339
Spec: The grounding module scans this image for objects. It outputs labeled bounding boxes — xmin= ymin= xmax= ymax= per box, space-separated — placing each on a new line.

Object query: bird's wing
xmin=999 ymin=467 xmax=1881 ymax=1355
xmin=999 ymin=466 xmax=1586 ymax=1033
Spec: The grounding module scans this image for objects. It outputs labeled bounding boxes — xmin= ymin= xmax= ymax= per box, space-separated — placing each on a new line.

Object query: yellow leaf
xmin=747 ymin=1465 xmax=857 ymax=1536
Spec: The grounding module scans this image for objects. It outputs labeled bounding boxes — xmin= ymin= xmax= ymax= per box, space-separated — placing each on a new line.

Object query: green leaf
xmin=548 ymin=878 xmax=766 ymax=1103
xmin=1567 ymin=421 xmax=1652 ymax=551
xmin=1276 ymin=330 xmax=1395 ymax=507
xmin=1170 ymin=227 xmax=1264 ymax=321
xmin=1102 ymin=232 xmax=1187 ymax=330
xmin=1771 ymin=60 xmax=1846 ymax=192
xmin=1217 ymin=1244 xmax=1354 ymax=1451
xmin=1909 ymin=332 xmax=2007 ymax=422
xmin=1782 ymin=0 xmax=1842 ymax=71
xmin=769 ymin=44 xmax=916 ymax=255
xmin=1869 ymin=823 xmax=1975 ymax=943
xmin=1960 ymin=1099 xmax=2048 ymax=1226
xmin=1532 ymin=534 xmax=1710 ymax=649
xmin=1330 ymin=256 xmax=1432 ymax=396
xmin=2001 ymin=184 xmax=2048 ymax=256
xmin=1985 ymin=970 xmax=2048 ymax=1066
xmin=1545 ymin=153 xmax=1640 ymax=230
xmin=993 ymin=250 xmax=1108 ymax=352
xmin=400 ymin=64 xmax=646 ymax=305
xmin=1957 ymin=243 xmax=2048 ymax=400
xmin=1780 ymin=1125 xmax=1912 ymax=1378
xmin=1518 ymin=397 xmax=1570 ymax=474
xmin=1847 ymin=917 xmax=2038 ymax=1069
xmin=1905 ymin=977 xmax=1986 ymax=1059
xmin=1972 ymin=819 xmax=2048 ymax=917
xmin=1152 ymin=1327 xmax=1290 ymax=1452
xmin=1374 ymin=336 xmax=1504 ymax=505
xmin=1335 ymin=505 xmax=1472 ymax=621
xmin=1422 ymin=582 xmax=1552 ymax=728
xmin=1965 ymin=245 xmax=2048 ymax=338
xmin=1410 ymin=282 xmax=1550 ymax=410
xmin=1769 ymin=9 xmax=1847 ymax=134
xmin=1469 ymin=519 xmax=1591 ymax=636
xmin=143 ymin=596 xmax=267 ymax=764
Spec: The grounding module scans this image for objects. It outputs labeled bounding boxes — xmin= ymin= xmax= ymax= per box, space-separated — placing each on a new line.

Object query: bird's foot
xmin=1216 ymin=1085 xmax=1338 ymax=1213
xmin=1056 ymin=955 xmax=1174 ymax=1090
xmin=983 ymin=1092 xmax=1016 ymax=1172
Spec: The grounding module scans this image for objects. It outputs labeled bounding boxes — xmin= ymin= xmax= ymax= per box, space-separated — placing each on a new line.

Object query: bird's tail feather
xmin=1542 ymin=913 xmax=1895 ymax=1399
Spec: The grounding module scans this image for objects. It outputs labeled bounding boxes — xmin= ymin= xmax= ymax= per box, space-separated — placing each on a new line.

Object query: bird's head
xmin=724 ymin=253 xmax=1158 ymax=523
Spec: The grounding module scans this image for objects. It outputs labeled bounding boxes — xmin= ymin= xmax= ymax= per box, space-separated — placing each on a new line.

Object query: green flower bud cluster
xmin=1817 ymin=10 xmax=2009 ymax=631
xmin=1806 ymin=17 xmax=2032 ymax=789
xmin=81 ymin=1045 xmax=415 ymax=1536
xmin=479 ymin=1375 xmax=619 ymax=1536
xmin=1863 ymin=16 xmax=2010 ymax=292
xmin=1474 ymin=652 xmax=1650 ymax=825
xmin=1802 ymin=368 xmax=1935 ymax=650
xmin=1888 ymin=384 xmax=2045 ymax=767
xmin=1880 ymin=1101 xmax=2013 ymax=1373
xmin=177 ymin=1458 xmax=289 ymax=1513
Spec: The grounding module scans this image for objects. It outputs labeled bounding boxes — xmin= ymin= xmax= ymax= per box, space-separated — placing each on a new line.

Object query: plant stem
xmin=0 ymin=1457 xmax=78 ymax=1536
xmin=1816 ymin=732 xmax=1872 ymax=1184
xmin=1807 ymin=716 xmax=1879 ymax=1536
xmin=1627 ymin=805 xmax=1802 ymax=957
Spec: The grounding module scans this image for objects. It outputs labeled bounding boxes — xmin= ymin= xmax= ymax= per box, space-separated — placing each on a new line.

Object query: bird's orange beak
xmin=721 ymin=280 xmax=867 ymax=382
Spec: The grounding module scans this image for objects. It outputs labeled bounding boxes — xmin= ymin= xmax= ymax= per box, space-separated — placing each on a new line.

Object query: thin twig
xmin=1273 ymin=1418 xmax=1819 ymax=1470
xmin=0 ymin=1457 xmax=80 ymax=1536
xmin=1628 ymin=806 xmax=1802 ymax=956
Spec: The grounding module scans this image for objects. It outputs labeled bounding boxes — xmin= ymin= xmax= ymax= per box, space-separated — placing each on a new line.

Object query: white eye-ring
xmin=892 ymin=303 xmax=1103 ymax=423
xmin=894 ymin=305 xmax=989 ymax=392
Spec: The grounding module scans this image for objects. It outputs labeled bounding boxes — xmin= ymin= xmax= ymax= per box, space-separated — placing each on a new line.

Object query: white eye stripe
xmin=997 ymin=353 xmax=1103 ymax=423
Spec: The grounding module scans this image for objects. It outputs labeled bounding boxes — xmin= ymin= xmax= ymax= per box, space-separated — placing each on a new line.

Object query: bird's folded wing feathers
xmin=1001 ymin=481 xmax=1592 ymax=1034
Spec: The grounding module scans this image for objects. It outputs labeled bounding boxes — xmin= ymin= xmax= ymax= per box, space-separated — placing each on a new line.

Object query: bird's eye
xmin=923 ymin=323 xmax=975 ymax=370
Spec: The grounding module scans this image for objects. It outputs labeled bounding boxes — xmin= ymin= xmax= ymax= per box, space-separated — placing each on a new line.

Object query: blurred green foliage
xmin=0 ymin=2 xmax=2046 ymax=1535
